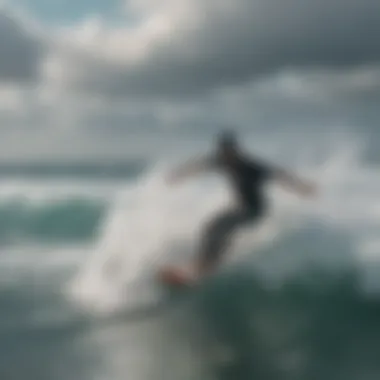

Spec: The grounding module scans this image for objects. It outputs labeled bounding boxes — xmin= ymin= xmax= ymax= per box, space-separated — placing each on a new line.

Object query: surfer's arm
xmin=273 ymin=169 xmax=317 ymax=197
xmin=167 ymin=155 xmax=216 ymax=184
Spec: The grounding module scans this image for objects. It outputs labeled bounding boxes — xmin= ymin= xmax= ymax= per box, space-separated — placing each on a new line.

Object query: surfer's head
xmin=217 ymin=130 xmax=239 ymax=160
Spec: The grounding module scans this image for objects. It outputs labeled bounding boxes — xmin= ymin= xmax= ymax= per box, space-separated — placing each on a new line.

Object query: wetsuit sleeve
xmin=250 ymin=158 xmax=277 ymax=181
xmin=248 ymin=156 xmax=316 ymax=196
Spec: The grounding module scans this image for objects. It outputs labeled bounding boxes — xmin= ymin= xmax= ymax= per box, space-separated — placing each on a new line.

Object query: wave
xmin=67 ymin=180 xmax=380 ymax=380
xmin=189 ymin=265 xmax=380 ymax=380
xmin=0 ymin=198 xmax=108 ymax=244
xmin=69 ymin=251 xmax=380 ymax=380
xmin=0 ymin=161 xmax=147 ymax=244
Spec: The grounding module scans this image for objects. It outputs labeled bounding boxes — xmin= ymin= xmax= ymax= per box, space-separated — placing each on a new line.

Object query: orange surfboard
xmin=158 ymin=266 xmax=196 ymax=288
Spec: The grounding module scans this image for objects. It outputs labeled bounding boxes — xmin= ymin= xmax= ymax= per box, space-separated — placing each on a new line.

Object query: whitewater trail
xmin=64 ymin=169 xmax=318 ymax=314
xmin=65 ymin=137 xmax=380 ymax=316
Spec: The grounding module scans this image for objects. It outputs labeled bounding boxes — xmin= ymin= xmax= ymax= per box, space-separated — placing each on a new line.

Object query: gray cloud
xmin=49 ymin=0 xmax=380 ymax=99
xmin=0 ymin=11 xmax=45 ymax=83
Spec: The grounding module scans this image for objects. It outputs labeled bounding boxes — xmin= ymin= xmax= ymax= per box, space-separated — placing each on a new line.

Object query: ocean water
xmin=1 ymin=130 xmax=380 ymax=380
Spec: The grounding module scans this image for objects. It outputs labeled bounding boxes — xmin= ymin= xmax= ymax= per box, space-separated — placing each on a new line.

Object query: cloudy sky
xmin=0 ymin=0 xmax=379 ymax=161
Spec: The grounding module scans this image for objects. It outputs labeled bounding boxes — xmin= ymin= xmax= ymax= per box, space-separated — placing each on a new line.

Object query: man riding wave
xmin=167 ymin=131 xmax=317 ymax=279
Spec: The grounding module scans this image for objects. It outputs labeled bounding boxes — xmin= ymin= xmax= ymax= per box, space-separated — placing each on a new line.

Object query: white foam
xmin=69 ymin=133 xmax=380 ymax=314
xmin=67 ymin=163 xmax=306 ymax=314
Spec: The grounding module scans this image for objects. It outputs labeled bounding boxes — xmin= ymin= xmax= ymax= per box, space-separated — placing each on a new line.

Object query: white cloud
xmin=39 ymin=0 xmax=380 ymax=100
xmin=0 ymin=1 xmax=379 ymax=161
xmin=3 ymin=0 xmax=380 ymax=101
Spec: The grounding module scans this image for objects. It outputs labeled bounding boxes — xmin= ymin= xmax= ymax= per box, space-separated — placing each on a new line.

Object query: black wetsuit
xmin=199 ymin=154 xmax=274 ymax=267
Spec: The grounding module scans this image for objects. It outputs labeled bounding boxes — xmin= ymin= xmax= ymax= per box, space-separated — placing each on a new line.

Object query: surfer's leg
xmin=196 ymin=209 xmax=256 ymax=276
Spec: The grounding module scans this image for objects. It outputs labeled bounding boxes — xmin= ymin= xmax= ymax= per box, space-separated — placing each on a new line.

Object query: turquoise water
xmin=0 ymin=151 xmax=380 ymax=380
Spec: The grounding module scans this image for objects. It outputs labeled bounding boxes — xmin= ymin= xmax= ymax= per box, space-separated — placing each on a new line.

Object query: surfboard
xmin=157 ymin=265 xmax=197 ymax=288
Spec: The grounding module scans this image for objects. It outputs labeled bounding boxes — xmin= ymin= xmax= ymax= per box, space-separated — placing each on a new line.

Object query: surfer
xmin=167 ymin=130 xmax=317 ymax=280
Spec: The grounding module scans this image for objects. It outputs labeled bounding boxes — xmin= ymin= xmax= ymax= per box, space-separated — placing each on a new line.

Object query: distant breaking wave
xmin=0 ymin=197 xmax=109 ymax=244
xmin=0 ymin=160 xmax=148 ymax=244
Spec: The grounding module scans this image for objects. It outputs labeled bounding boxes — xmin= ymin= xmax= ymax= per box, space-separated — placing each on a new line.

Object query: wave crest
xmin=0 ymin=198 xmax=108 ymax=244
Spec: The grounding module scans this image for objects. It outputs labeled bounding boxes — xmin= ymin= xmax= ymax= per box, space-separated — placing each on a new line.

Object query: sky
xmin=0 ymin=0 xmax=379 ymax=161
